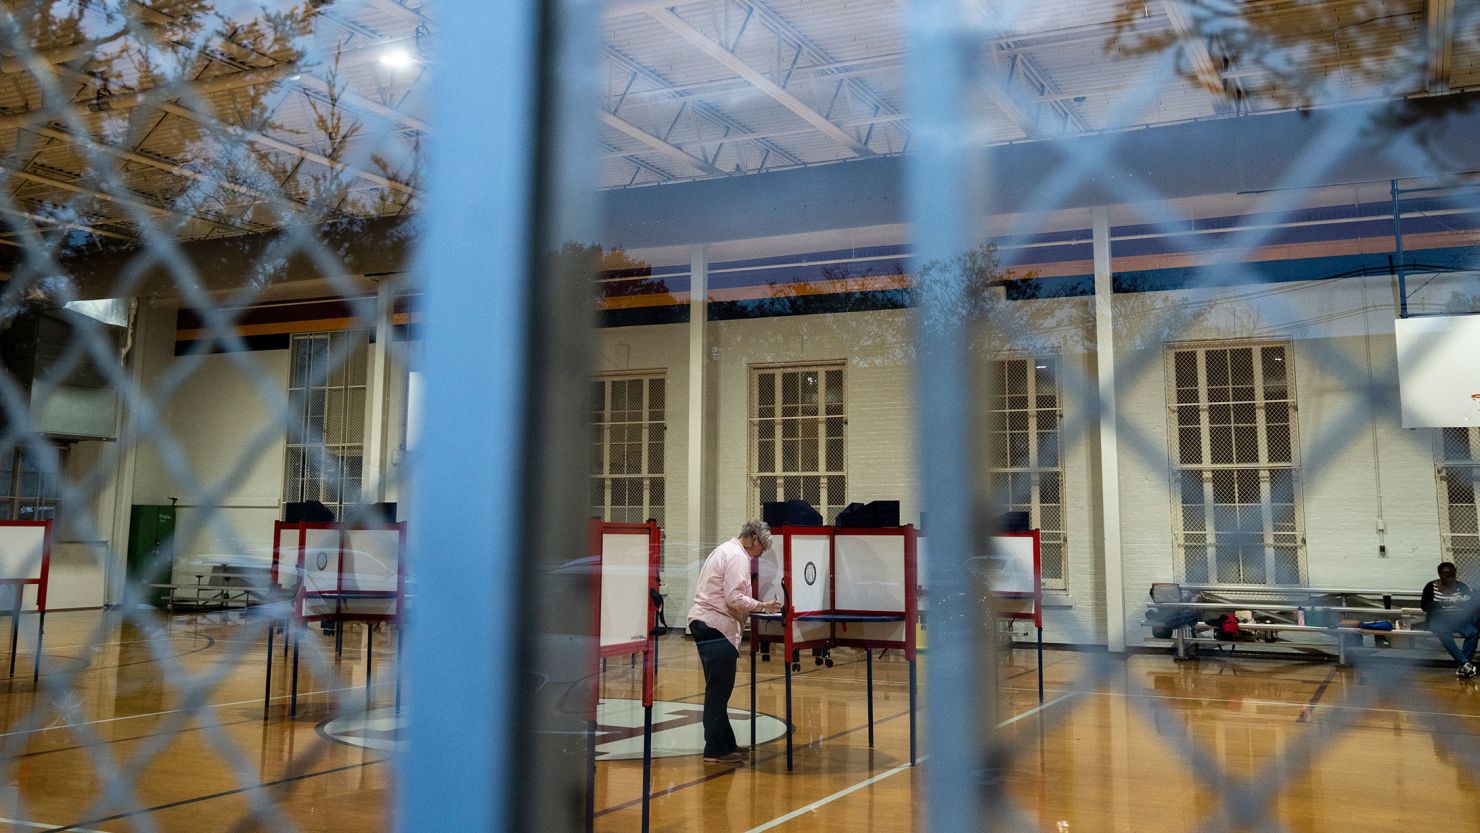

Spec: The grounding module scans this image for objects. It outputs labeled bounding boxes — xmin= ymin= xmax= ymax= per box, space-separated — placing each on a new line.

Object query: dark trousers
xmin=689 ymin=620 xmax=739 ymax=756
xmin=1430 ymin=613 xmax=1480 ymax=666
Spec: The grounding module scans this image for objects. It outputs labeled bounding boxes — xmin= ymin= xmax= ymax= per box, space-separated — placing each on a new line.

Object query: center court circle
xmin=319 ymin=698 xmax=788 ymax=759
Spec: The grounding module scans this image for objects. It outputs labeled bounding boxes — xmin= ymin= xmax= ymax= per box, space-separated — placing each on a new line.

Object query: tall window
xmin=1167 ymin=342 xmax=1304 ymax=584
xmin=590 ymin=373 xmax=666 ymax=524
xmin=749 ymin=364 xmax=847 ymax=522
xmin=987 ymin=357 xmax=1066 ymax=590
xmin=283 ymin=332 xmax=369 ymax=515
xmin=0 ymin=446 xmax=64 ymax=521
xmin=1438 ymin=428 xmax=1480 ymax=574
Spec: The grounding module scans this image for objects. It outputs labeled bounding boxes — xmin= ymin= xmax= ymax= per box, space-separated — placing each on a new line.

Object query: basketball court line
xmin=1001 ymin=683 xmax=1480 ymax=721
xmin=740 ymin=692 xmax=1079 ymax=833
xmin=34 ymin=758 xmax=386 ymax=833
xmin=596 ymin=706 xmax=915 ymax=816
xmin=0 ymin=817 xmax=112 ymax=833
xmin=0 ymin=683 xmax=386 ymax=739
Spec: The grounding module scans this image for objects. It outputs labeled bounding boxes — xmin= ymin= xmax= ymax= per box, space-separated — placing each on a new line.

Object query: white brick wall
xmin=1113 ymin=275 xmax=1451 ymax=644
xmin=592 ymin=275 xmax=1460 ymax=648
xmin=134 ymin=272 xmax=1461 ymax=646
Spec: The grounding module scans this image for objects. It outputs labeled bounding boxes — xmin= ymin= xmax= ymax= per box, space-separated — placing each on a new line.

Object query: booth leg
xmin=866 ymin=649 xmax=875 ymax=748
xmin=32 ymin=610 xmax=44 ymax=683
xmin=335 ymin=621 xmax=344 ymax=659
xmin=395 ymin=625 xmax=405 ymax=714
xmin=640 ymin=704 xmax=653 ymax=833
xmin=784 ymin=655 xmax=793 ymax=772
xmin=265 ymin=619 xmax=276 ymax=716
xmin=365 ymin=625 xmax=375 ymax=709
xmin=7 ymin=593 xmax=19 ymax=678
xmin=653 ymin=634 xmax=660 ymax=685
xmin=584 ymin=718 xmax=597 ymax=833
xmin=1036 ymin=626 xmax=1045 ymax=705
xmin=749 ymin=649 xmax=757 ymax=749
xmin=290 ymin=627 xmax=301 ymax=718
xmin=908 ymin=660 xmax=917 ymax=766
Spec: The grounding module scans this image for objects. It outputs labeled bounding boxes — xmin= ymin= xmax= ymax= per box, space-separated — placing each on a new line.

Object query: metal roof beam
xmin=1162 ymin=0 xmax=1235 ymax=115
xmin=1427 ymin=0 xmax=1455 ymax=92
xmin=604 ymin=45 xmax=804 ymax=168
xmin=647 ymin=8 xmax=873 ymax=157
xmin=599 ymin=110 xmax=726 ymax=176
xmin=742 ymin=0 xmax=905 ymax=136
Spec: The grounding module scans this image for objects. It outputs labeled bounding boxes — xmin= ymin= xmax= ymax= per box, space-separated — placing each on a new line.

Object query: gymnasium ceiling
xmin=1 ymin=0 xmax=1478 ymax=250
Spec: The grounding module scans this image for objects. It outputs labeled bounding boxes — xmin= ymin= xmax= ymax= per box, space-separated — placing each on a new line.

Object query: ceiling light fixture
xmin=380 ymin=47 xmax=416 ymax=70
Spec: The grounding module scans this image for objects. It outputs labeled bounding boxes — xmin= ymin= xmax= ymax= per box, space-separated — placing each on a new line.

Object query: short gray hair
xmin=740 ymin=519 xmax=771 ymax=549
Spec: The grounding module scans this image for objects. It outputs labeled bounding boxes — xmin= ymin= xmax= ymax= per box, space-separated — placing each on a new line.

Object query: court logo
xmin=319 ymin=699 xmax=788 ymax=759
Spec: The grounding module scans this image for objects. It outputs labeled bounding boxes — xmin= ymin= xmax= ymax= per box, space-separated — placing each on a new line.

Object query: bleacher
xmin=1144 ymin=583 xmax=1455 ymax=665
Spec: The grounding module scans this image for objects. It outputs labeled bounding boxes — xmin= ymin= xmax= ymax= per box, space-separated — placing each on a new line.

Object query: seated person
xmin=1421 ymin=561 xmax=1479 ymax=679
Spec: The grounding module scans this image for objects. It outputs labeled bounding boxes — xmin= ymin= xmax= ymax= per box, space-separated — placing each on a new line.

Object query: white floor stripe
xmin=0 ymin=683 xmax=385 ymax=739
xmin=1001 ymin=684 xmax=1480 ymax=721
xmin=0 ymin=815 xmax=113 ymax=832
xmin=741 ymin=692 xmax=1078 ymax=833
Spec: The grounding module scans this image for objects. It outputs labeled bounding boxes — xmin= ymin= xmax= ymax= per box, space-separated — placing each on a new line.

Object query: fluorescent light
xmin=379 ymin=47 xmax=415 ymax=69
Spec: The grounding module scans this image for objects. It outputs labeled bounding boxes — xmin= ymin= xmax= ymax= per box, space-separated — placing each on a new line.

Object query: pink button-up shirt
xmin=687 ymin=538 xmax=763 ymax=649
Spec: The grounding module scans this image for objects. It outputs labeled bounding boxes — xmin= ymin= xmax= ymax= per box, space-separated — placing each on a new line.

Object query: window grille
xmin=0 ymin=445 xmax=64 ymax=522
xmin=987 ymin=356 xmax=1066 ymax=589
xmin=1438 ymin=427 xmax=1480 ymax=574
xmin=749 ymin=364 xmax=847 ymax=523
xmin=590 ymin=373 xmax=666 ymax=525
xmin=283 ymin=332 xmax=369 ymax=516
xmin=1167 ymin=342 xmax=1304 ymax=584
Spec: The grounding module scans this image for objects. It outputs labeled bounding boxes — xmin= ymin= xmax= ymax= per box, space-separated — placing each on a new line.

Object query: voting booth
xmin=265 ymin=521 xmax=407 ymax=717
xmin=588 ymin=519 xmax=660 ymax=833
xmin=0 ymin=521 xmax=51 ymax=681
xmin=750 ymin=524 xmax=920 ymax=771
xmin=917 ymin=528 xmax=1045 ymax=700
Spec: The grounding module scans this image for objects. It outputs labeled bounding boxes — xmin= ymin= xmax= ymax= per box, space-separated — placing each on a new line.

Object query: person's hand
xmin=761 ymin=600 xmax=782 ymax=614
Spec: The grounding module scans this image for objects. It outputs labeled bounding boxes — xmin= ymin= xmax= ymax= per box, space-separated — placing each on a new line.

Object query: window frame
xmin=281 ymin=331 xmax=371 ymax=516
xmin=1437 ymin=426 xmax=1480 ymax=575
xmin=589 ymin=370 xmax=667 ymax=525
xmin=0 ymin=445 xmax=66 ymax=522
xmin=748 ymin=361 xmax=848 ymax=522
xmin=1165 ymin=340 xmax=1306 ymax=585
xmin=986 ymin=353 xmax=1067 ymax=591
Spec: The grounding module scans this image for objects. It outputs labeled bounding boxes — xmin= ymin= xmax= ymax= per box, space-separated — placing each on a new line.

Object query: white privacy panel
xmin=983 ymin=534 xmax=1036 ymax=595
xmin=299 ymin=529 xmax=342 ymax=617
xmin=342 ymin=528 xmax=401 ymax=593
xmin=600 ymin=532 xmax=651 ymax=649
xmin=276 ymin=525 xmax=303 ymax=589
xmin=788 ymin=534 xmax=831 ymax=613
xmin=756 ymin=541 xmax=784 ymax=604
xmin=834 ymin=533 xmax=906 ymax=611
xmin=0 ymin=525 xmax=46 ymax=581
xmin=342 ymin=527 xmax=403 ymax=616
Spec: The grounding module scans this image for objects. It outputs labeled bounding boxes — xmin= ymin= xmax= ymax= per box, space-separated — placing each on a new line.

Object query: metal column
xmin=1094 ymin=207 xmax=1127 ymax=653
xmin=906 ymin=1 xmax=991 ymax=830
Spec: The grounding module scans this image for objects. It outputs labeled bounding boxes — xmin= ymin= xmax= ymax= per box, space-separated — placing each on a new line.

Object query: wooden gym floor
xmin=0 ymin=610 xmax=1479 ymax=831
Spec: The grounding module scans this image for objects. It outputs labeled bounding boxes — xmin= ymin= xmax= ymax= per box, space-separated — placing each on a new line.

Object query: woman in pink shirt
xmin=687 ymin=520 xmax=782 ymax=764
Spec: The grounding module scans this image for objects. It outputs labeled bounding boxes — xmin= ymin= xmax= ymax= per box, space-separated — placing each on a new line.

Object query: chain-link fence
xmin=3 ymin=1 xmax=1480 ymax=832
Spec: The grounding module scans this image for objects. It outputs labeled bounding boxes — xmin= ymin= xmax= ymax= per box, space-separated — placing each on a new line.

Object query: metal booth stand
xmin=265 ymin=521 xmax=407 ymax=717
xmin=749 ymin=524 xmax=920 ymax=771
